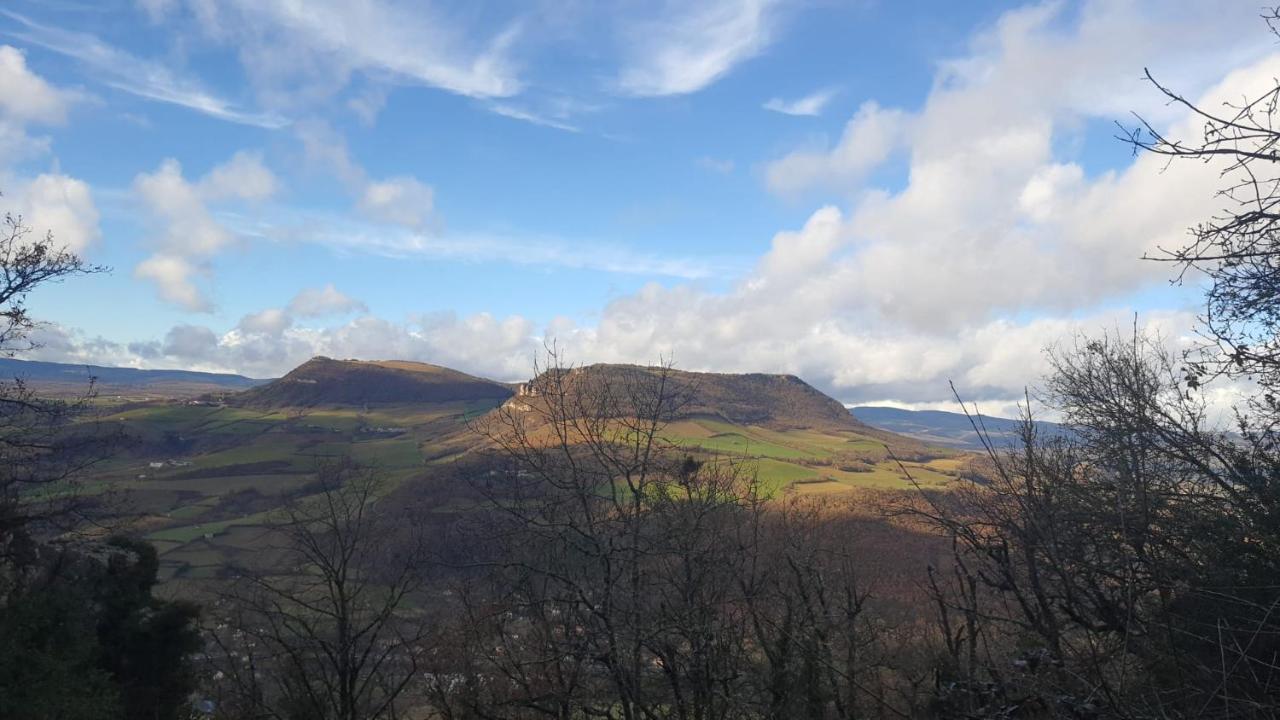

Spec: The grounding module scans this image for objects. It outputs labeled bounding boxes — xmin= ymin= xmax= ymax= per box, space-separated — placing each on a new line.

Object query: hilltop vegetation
xmin=520 ymin=363 xmax=870 ymax=429
xmin=230 ymin=356 xmax=513 ymax=408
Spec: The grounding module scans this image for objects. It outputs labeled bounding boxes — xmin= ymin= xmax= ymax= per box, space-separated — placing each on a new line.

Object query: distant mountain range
xmin=1 ymin=357 xmax=1071 ymax=452
xmin=0 ymin=357 xmax=267 ymax=397
xmin=850 ymin=406 xmax=1068 ymax=451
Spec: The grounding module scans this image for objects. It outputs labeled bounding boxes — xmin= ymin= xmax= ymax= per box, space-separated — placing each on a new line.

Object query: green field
xmin=662 ymin=417 xmax=960 ymax=496
xmin=68 ymin=399 xmax=501 ymax=579
xmin=64 ymin=397 xmax=962 ymax=581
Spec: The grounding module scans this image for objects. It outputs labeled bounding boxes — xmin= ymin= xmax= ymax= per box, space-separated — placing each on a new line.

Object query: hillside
xmin=0 ymin=357 xmax=267 ymax=398
xmin=851 ymin=406 xmax=1069 ymax=450
xmin=231 ymin=356 xmax=515 ymax=408
xmin=62 ymin=358 xmax=966 ymax=581
xmin=515 ymin=364 xmax=876 ymax=431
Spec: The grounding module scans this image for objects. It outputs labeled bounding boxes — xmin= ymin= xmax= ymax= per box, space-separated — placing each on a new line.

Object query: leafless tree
xmin=738 ymin=496 xmax=900 ymax=720
xmin=909 ymin=331 xmax=1280 ymax=718
xmin=426 ymin=353 xmax=913 ymax=719
xmin=1121 ymin=7 xmax=1280 ymax=418
xmin=428 ymin=353 xmax=772 ymax=719
xmin=207 ymin=458 xmax=433 ymax=720
xmin=0 ymin=206 xmax=111 ymax=559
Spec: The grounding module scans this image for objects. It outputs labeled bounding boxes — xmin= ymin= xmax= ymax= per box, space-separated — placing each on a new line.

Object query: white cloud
xmin=29 ymin=0 xmax=1279 ymax=420
xmin=10 ymin=173 xmax=100 ymax=253
xmin=198 ymin=150 xmax=279 ymax=201
xmin=0 ymin=46 xmax=100 ymax=254
xmin=765 ymin=101 xmax=907 ymax=196
xmin=2 ymin=10 xmax=288 ymax=129
xmin=161 ymin=323 xmax=219 ymax=359
xmin=346 ymin=83 xmax=389 ymax=126
xmin=240 ymin=210 xmax=734 ymax=280
xmin=192 ymin=0 xmax=523 ymax=106
xmin=617 ymin=0 xmax=780 ymax=96
xmin=135 ymin=254 xmax=210 ymax=312
xmin=763 ymin=87 xmax=837 ymax=117
xmin=237 ymin=308 xmax=292 ymax=336
xmin=0 ymin=45 xmax=77 ymax=124
xmin=358 ymin=176 xmax=435 ymax=231
xmin=487 ymin=103 xmax=580 ymax=133
xmin=134 ymin=159 xmax=236 ymax=257
xmin=287 ymin=284 xmax=367 ymax=317
xmin=136 ymin=0 xmax=177 ymax=24
xmin=295 ymin=120 xmax=438 ymax=231
xmin=0 ymin=43 xmax=68 ymax=162
xmin=132 ymin=153 xmax=280 ymax=311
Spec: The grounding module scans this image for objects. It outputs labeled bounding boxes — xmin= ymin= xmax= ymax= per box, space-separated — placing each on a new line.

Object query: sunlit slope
xmin=662 ymin=418 xmax=962 ymax=495
xmin=499 ymin=364 xmax=965 ymax=496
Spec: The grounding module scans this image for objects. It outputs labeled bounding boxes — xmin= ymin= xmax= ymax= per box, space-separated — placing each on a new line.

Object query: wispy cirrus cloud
xmin=487 ymin=103 xmax=580 ymax=133
xmin=764 ymin=87 xmax=837 ymax=116
xmin=232 ymin=208 xmax=738 ymax=281
xmin=616 ymin=0 xmax=782 ymax=97
xmin=1 ymin=9 xmax=288 ymax=129
xmin=192 ymin=0 xmax=524 ymax=102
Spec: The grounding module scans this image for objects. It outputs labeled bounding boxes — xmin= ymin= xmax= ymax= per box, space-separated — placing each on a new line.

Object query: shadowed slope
xmin=231 ymin=357 xmax=514 ymax=408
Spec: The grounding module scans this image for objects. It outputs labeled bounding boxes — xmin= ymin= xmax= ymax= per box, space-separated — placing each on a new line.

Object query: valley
xmin=47 ymin=357 xmax=970 ymax=582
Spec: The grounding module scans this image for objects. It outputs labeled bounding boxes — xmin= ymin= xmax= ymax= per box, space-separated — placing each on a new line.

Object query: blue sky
xmin=0 ymin=0 xmax=1274 ymax=413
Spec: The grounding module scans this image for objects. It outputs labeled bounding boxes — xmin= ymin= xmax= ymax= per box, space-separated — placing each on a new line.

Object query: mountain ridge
xmin=0 ymin=357 xmax=267 ymax=396
xmin=230 ymin=356 xmax=515 ymax=408
xmin=850 ymin=405 xmax=1068 ymax=450
xmin=515 ymin=363 xmax=880 ymax=432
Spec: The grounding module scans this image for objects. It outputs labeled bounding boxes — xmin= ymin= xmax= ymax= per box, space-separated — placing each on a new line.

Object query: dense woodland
xmin=5 ymin=26 xmax=1280 ymax=720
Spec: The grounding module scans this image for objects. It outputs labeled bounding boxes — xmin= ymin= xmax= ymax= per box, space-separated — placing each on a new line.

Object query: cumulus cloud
xmin=0 ymin=45 xmax=101 ymax=254
xmin=135 ymin=255 xmax=208 ymax=311
xmin=8 ymin=173 xmax=100 ymax=253
xmin=765 ymin=101 xmax=907 ymax=196
xmin=763 ymin=87 xmax=837 ymax=117
xmin=286 ymin=284 xmax=367 ymax=318
xmin=198 ymin=150 xmax=279 ymax=201
xmin=0 ymin=45 xmax=77 ymax=125
xmin=237 ymin=308 xmax=292 ymax=337
xmin=753 ymin=1 xmax=1280 ymax=336
xmin=132 ymin=152 xmax=279 ymax=311
xmin=295 ymin=120 xmax=437 ymax=231
xmin=161 ymin=323 xmax=219 ymax=360
xmin=617 ymin=0 xmax=780 ymax=96
xmin=358 ymin=176 xmax=435 ymax=231
xmin=34 ymin=0 xmax=1278 ymax=420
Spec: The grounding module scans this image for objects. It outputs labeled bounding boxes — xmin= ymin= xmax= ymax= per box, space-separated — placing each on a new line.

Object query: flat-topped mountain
xmin=231 ymin=356 xmax=514 ymax=408
xmin=513 ymin=363 xmax=875 ymax=431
